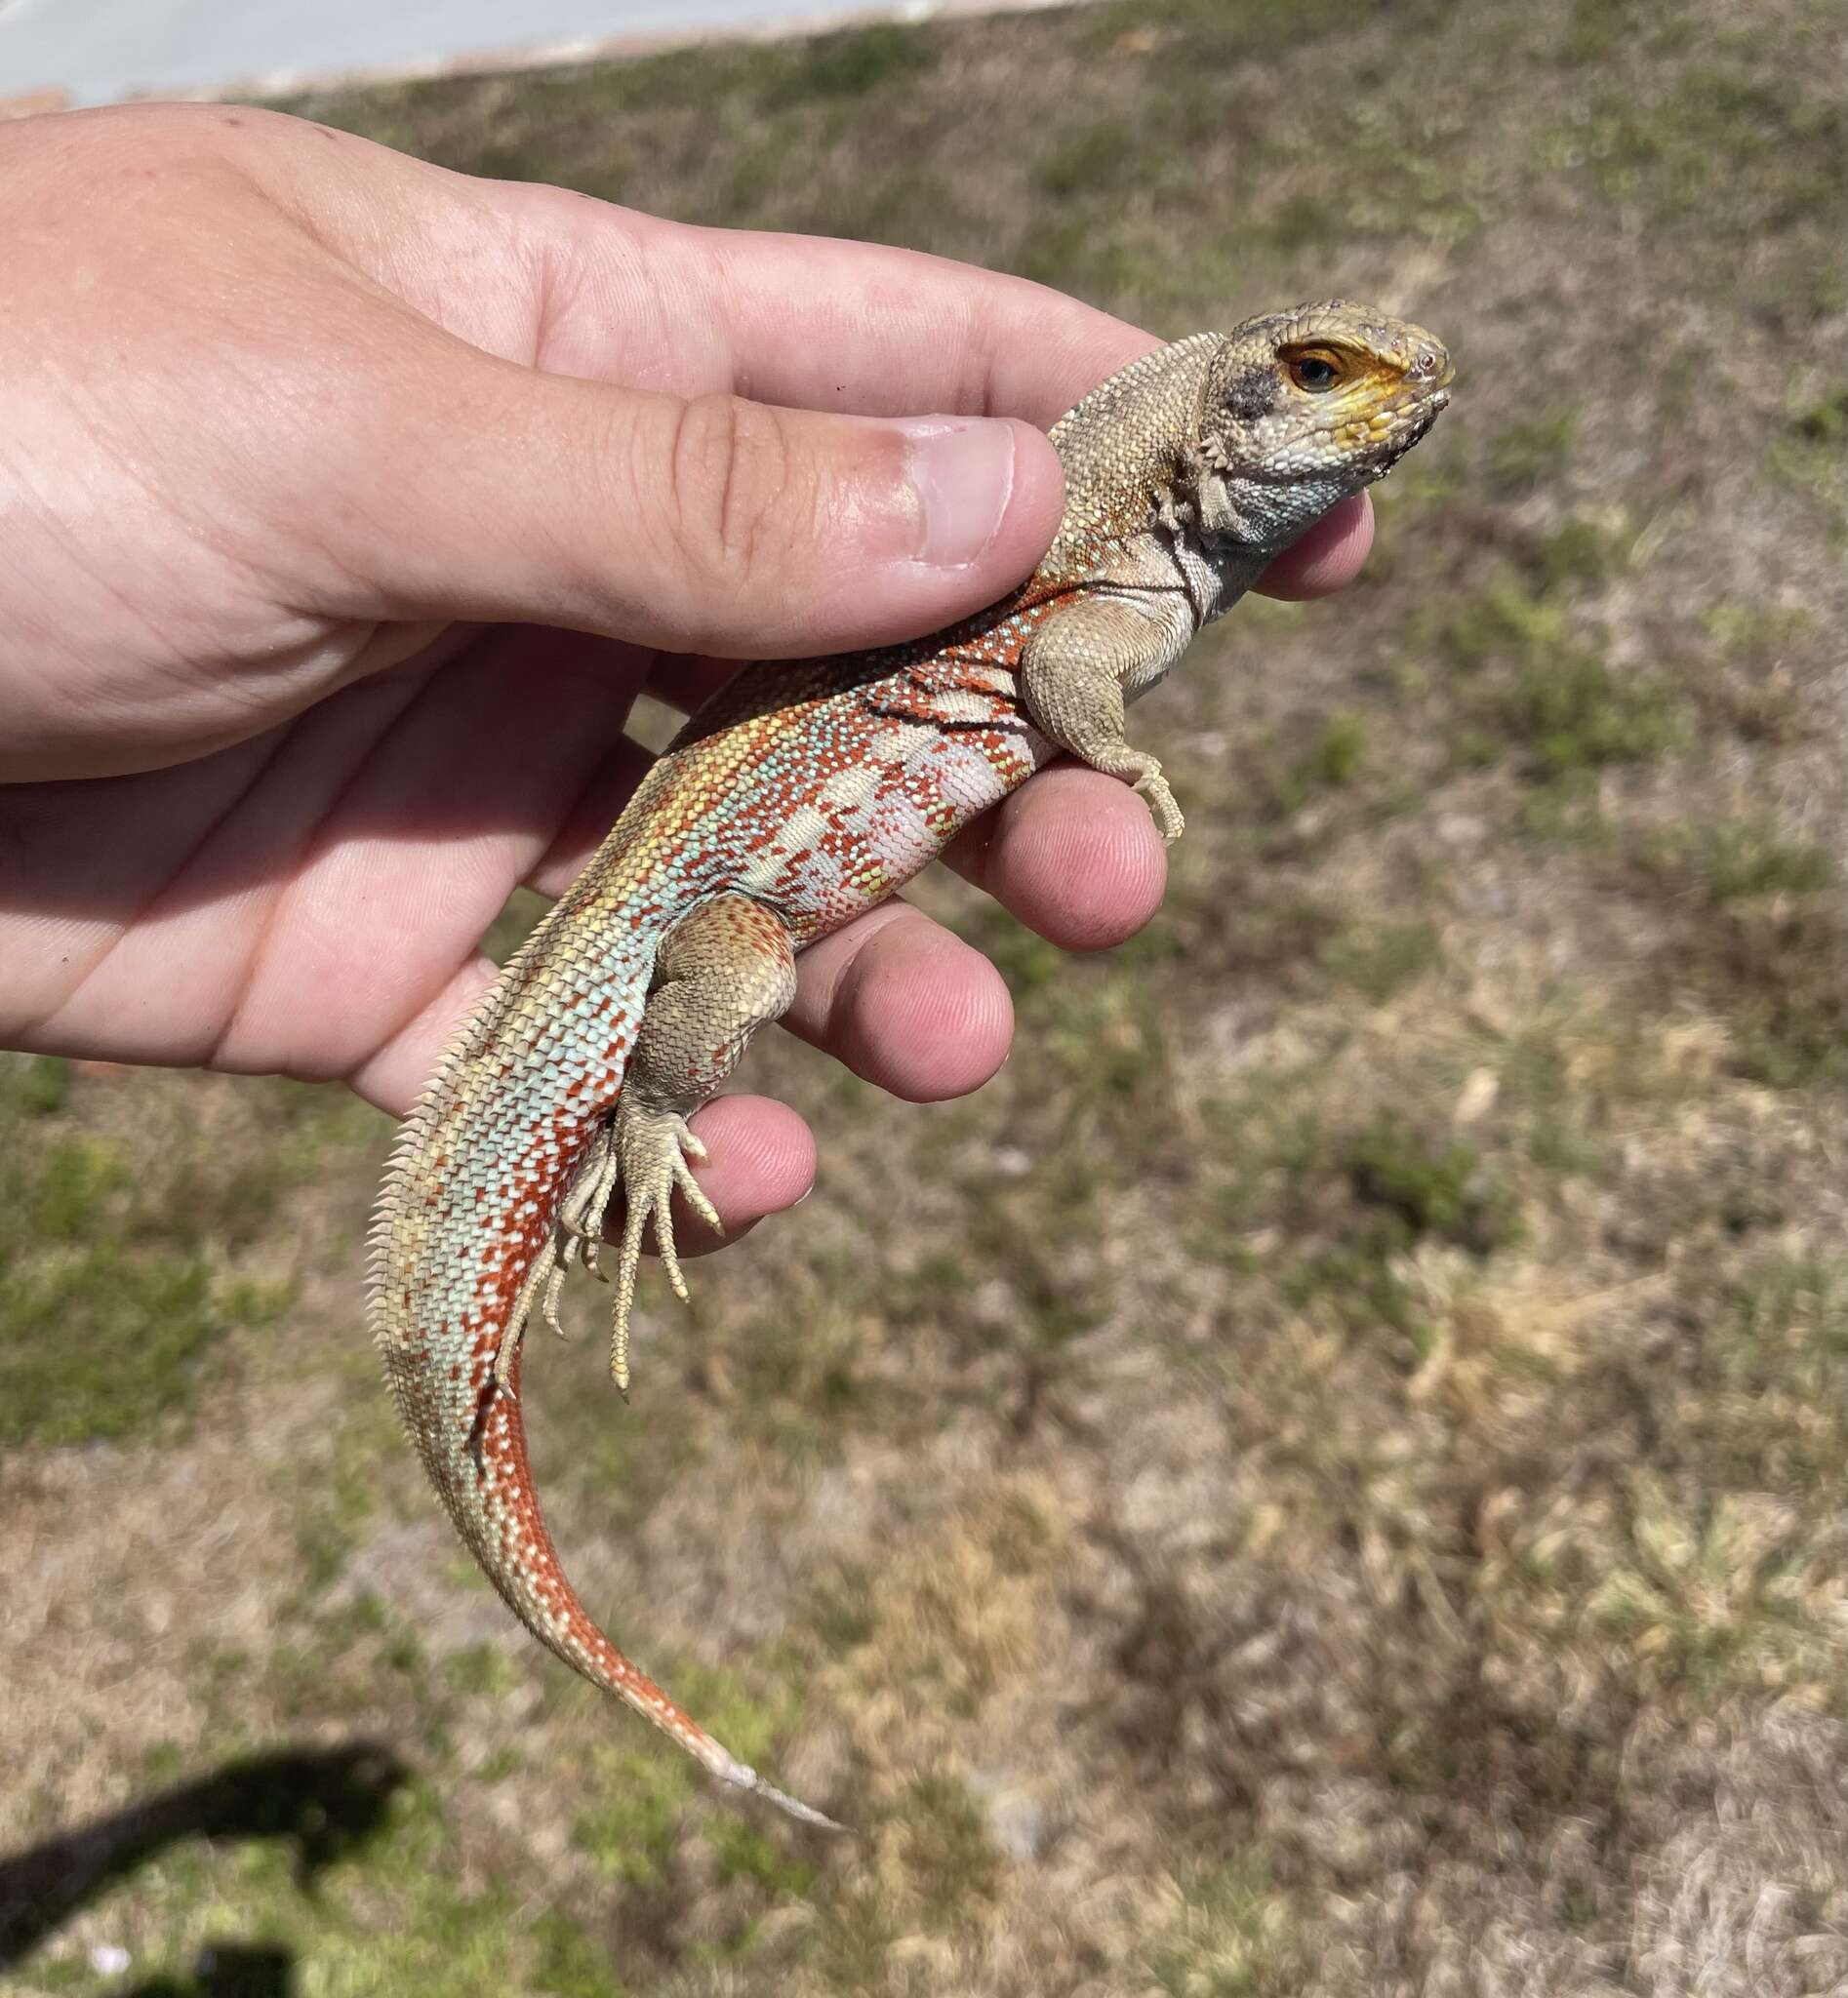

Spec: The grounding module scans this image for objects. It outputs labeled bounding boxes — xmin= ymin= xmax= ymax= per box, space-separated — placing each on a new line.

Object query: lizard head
xmin=1185 ymin=300 xmax=1453 ymax=549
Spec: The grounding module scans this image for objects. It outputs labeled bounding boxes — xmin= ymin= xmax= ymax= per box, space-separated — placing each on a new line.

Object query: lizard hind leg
xmin=602 ymin=893 xmax=799 ymax=1395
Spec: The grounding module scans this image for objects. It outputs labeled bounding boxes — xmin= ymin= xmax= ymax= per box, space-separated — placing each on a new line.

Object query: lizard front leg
xmin=559 ymin=892 xmax=797 ymax=1395
xmin=1017 ymin=593 xmax=1195 ymax=842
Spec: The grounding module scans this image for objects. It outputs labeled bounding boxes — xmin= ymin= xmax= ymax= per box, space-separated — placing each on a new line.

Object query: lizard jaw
xmin=1376 ymin=385 xmax=1451 ymax=469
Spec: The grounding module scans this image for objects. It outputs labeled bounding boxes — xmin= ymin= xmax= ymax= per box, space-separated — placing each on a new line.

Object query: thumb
xmin=341 ymin=341 xmax=1069 ymax=659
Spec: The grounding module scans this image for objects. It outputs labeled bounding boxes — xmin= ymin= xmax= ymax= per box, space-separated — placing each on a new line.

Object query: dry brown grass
xmin=3 ymin=0 xmax=1844 ymax=1991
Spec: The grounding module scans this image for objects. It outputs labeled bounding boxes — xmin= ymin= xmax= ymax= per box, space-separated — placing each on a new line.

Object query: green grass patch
xmin=1246 ymin=711 xmax=1373 ymax=823
xmin=1033 ymin=118 xmax=1144 ymax=199
xmin=893 ymin=1772 xmax=1003 ymax=1933
xmin=0 ymin=1059 xmax=373 ymax=1452
xmin=810 ymin=1886 xmax=898 ymax=1994
xmin=1145 ymin=1855 xmax=1300 ymax=1997
xmin=1435 ymin=577 xmax=1569 ymax=677
xmin=1637 ymin=817 xmax=1837 ymax=904
xmin=757 ymin=20 xmax=933 ymax=107
xmin=1792 ymin=383 xmax=1848 ymax=445
xmin=1043 ymin=965 xmax=1170 ymax=1102
xmin=709 ymin=1812 xmax=819 ymax=1899
xmin=0 ymin=1053 xmax=71 ymax=1117
xmin=1344 ymin=1115 xmax=1521 ymax=1257
xmin=1433 ymin=574 xmax=1683 ymax=782
xmin=725 ymin=1289 xmax=870 ymax=1461
xmin=0 ymin=1107 xmax=297 ymax=1446
xmin=1692 ymin=1255 xmax=1848 ymax=1492
xmin=288 ymin=1394 xmax=399 ymax=1596
xmin=806 ymin=1564 xmax=879 ymax=1657
xmin=572 ymin=1745 xmax=689 ymax=1890
xmin=1318 ymin=920 xmax=1443 ymax=1005
xmin=441 ymin=1643 xmax=521 ymax=1700
xmin=1485 ymin=408 xmax=1578 ymax=491
xmin=7 ymin=1236 xmax=218 ymax=1449
xmin=1588 ymin=1474 xmax=1832 ymax=1696
xmin=951 ymin=1158 xmax=1115 ymax=1362
xmin=1719 ymin=908 xmax=1846 ymax=1090
xmin=1508 ymin=650 xmax=1682 ymax=775
xmin=1280 ymin=1116 xmax=1521 ymax=1345
xmin=1530 ymin=514 xmax=1619 ymax=593
xmin=1701 ymin=601 xmax=1813 ymax=657
xmin=1722 ymin=1256 xmax=1847 ymax=1384
xmin=1259 ymin=191 xmax=1345 ymax=253
xmin=1202 ymin=1065 xmax=1524 ymax=1349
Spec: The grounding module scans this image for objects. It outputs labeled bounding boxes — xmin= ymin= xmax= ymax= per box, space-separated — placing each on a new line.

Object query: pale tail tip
xmin=733 ymin=1765 xmax=849 ymax=1833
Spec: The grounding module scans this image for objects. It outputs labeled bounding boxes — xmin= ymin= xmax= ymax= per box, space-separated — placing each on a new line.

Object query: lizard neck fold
xmin=1166 ymin=523 xmax=1269 ymax=629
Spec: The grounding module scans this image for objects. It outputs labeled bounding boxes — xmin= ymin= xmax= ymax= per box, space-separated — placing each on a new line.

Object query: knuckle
xmin=665 ymin=392 xmax=802 ymax=591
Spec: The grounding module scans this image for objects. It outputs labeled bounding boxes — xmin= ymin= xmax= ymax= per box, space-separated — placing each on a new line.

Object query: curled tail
xmin=366 ymin=901 xmax=839 ymax=1830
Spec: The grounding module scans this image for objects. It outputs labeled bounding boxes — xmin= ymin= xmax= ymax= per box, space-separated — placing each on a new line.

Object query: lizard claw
xmin=1132 ymin=768 xmax=1185 ymax=843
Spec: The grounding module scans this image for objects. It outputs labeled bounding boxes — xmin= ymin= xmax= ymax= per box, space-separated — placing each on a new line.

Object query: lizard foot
xmin=1132 ymin=766 xmax=1185 ymax=844
xmin=609 ymin=1101 xmax=724 ymax=1395
xmin=496 ymin=1220 xmax=582 ymax=1396
xmin=492 ymin=1126 xmax=623 ymax=1396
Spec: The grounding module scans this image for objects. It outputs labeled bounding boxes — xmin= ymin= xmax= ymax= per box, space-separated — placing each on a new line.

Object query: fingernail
xmin=901 ymin=418 xmax=1018 ymax=568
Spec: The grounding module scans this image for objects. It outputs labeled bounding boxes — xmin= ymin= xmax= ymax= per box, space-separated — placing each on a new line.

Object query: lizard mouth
xmin=1405 ymin=386 xmax=1450 ymax=438
xmin=1365 ymin=387 xmax=1450 ymax=476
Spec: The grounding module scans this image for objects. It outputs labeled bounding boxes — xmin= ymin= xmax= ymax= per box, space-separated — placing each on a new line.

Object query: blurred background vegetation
xmin=3 ymin=0 xmax=1844 ymax=1991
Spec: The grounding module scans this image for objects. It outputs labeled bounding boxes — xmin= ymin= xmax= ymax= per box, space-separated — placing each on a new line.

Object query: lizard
xmin=368 ymin=300 xmax=1453 ymax=1829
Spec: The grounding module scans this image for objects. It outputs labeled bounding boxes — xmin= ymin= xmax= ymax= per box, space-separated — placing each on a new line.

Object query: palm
xmin=0 ymin=620 xmax=687 ymax=1109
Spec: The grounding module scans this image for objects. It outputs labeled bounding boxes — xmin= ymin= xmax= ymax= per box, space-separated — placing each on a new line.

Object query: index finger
xmin=517 ymin=197 xmax=1155 ymax=425
xmin=676 ymin=221 xmax=1156 ymax=427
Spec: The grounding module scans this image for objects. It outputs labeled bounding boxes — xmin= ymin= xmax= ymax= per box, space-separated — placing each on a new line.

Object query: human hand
xmin=0 ymin=103 xmax=1374 ymax=1243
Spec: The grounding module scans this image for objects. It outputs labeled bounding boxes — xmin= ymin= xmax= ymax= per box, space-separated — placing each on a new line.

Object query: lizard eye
xmin=1288 ymin=352 xmax=1344 ymax=393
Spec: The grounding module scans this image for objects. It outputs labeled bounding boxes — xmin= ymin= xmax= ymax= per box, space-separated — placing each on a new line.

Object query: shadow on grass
xmin=0 ymin=1743 xmax=408 ymax=1972
xmin=116 ymin=1943 xmax=296 ymax=1997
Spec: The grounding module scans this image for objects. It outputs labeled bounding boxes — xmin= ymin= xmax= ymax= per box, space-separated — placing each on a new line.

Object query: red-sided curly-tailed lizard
xmin=370 ymin=301 xmax=1453 ymax=1826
